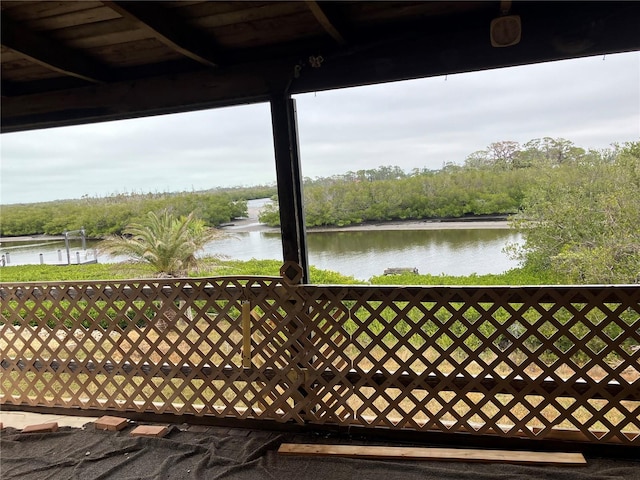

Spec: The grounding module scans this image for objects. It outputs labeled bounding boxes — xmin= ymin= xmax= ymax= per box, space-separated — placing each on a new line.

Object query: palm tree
xmin=100 ymin=210 xmax=222 ymax=276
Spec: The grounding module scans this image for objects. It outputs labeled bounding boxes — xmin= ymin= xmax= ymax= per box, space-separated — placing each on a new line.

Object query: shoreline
xmin=222 ymin=200 xmax=511 ymax=233
xmin=1 ymin=218 xmax=512 ymax=243
xmin=222 ymin=217 xmax=511 ymax=233
xmin=0 ymin=235 xmax=66 ymax=243
xmin=307 ymin=218 xmax=510 ymax=233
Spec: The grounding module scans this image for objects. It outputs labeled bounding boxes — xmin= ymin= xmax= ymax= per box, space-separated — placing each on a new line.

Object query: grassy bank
xmin=0 ymin=258 xmax=359 ymax=284
xmin=0 ymin=258 xmax=559 ymax=285
xmin=370 ymin=265 xmax=563 ymax=286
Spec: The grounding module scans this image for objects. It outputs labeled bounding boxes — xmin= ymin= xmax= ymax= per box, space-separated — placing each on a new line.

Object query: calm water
xmin=1 ymin=228 xmax=521 ymax=281
xmin=206 ymin=229 xmax=522 ymax=280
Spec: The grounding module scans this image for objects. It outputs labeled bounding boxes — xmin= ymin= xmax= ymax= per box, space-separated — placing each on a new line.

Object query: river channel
xmin=213 ymin=229 xmax=521 ymax=280
xmin=1 ymin=229 xmax=521 ymax=281
xmin=1 ymin=199 xmax=522 ymax=280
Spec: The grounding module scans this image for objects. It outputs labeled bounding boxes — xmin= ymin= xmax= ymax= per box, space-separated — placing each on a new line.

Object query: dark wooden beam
xmin=0 ymin=14 xmax=111 ymax=84
xmin=0 ymin=59 xmax=201 ymax=97
xmin=0 ymin=60 xmax=292 ymax=133
xmin=291 ymin=2 xmax=640 ymax=94
xmin=1 ymin=80 xmax=20 ymax=97
xmin=103 ymin=1 xmax=222 ymax=68
xmin=270 ymin=95 xmax=309 ymax=284
xmin=306 ymin=1 xmax=346 ymax=45
xmin=2 ymin=3 xmax=638 ymax=133
xmin=1 ymin=77 xmax=96 ymax=98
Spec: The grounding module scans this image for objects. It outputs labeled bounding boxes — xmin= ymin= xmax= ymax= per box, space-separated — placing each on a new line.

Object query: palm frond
xmin=98 ymin=210 xmax=224 ymax=276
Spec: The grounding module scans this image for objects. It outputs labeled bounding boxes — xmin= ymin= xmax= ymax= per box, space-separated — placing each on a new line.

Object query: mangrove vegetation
xmin=1 ymin=138 xmax=638 ymax=285
xmin=0 ymin=185 xmax=276 ymax=238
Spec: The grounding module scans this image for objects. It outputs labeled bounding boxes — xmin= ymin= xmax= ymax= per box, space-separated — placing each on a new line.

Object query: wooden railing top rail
xmin=2 ymin=280 xmax=638 ymax=304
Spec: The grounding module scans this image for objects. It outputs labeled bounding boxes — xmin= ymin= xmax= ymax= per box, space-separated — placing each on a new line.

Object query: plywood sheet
xmin=277 ymin=444 xmax=587 ymax=466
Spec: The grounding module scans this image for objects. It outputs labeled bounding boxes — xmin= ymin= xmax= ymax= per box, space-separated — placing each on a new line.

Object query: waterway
xmin=0 ymin=228 xmax=521 ymax=281
xmin=1 ymin=198 xmax=523 ymax=280
xmin=211 ymin=229 xmax=520 ymax=280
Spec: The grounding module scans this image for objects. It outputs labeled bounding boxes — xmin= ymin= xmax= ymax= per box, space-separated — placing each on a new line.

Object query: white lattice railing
xmin=1 ymin=278 xmax=638 ymax=444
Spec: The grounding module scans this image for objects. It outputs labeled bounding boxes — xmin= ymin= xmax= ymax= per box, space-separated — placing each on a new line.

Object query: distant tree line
xmin=0 ymin=185 xmax=277 ymax=237
xmin=258 ymin=138 xmax=639 ymax=284
xmin=260 ymin=137 xmax=610 ymax=228
xmin=287 ymin=167 xmax=527 ymax=227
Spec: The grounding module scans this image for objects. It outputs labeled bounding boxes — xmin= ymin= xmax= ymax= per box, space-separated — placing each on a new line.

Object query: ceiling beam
xmin=306 ymin=1 xmax=346 ymax=45
xmin=1 ymin=60 xmax=293 ymax=133
xmin=103 ymin=1 xmax=222 ymax=68
xmin=1 ymin=14 xmax=111 ymax=84
xmin=1 ymin=80 xmax=20 ymax=97
xmin=292 ymin=2 xmax=640 ymax=95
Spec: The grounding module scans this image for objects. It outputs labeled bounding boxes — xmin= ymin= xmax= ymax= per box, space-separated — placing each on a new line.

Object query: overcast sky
xmin=1 ymin=51 xmax=638 ymax=205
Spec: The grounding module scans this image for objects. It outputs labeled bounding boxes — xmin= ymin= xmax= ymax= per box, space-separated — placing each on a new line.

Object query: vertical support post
xmin=64 ymin=231 xmax=70 ymax=265
xmin=241 ymin=300 xmax=252 ymax=368
xmin=81 ymin=227 xmax=86 ymax=250
xmin=39 ymin=253 xmax=44 ymax=265
xmin=270 ymin=94 xmax=310 ymax=284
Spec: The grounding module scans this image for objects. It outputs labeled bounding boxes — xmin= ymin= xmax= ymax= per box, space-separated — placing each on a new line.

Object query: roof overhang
xmin=2 ymin=1 xmax=639 ymax=133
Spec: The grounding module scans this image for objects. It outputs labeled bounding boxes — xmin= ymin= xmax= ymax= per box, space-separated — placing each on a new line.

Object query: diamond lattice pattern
xmin=1 ymin=280 xmax=638 ymax=444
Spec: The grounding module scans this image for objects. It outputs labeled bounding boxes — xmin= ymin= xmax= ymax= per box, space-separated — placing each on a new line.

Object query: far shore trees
xmin=0 ymin=188 xmax=258 ymax=238
xmin=261 ymin=138 xmax=624 ymax=229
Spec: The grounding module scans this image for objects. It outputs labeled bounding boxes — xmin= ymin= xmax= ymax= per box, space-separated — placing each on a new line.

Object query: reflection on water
xmin=203 ymin=229 xmax=521 ymax=280
xmin=308 ymin=229 xmax=513 ymax=253
xmin=1 ymin=229 xmax=522 ymax=281
xmin=307 ymin=229 xmax=522 ymax=280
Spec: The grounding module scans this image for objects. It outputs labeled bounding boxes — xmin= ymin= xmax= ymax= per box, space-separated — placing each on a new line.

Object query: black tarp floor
xmin=1 ymin=422 xmax=638 ymax=480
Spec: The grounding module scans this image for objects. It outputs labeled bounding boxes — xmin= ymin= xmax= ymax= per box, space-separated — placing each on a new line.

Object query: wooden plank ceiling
xmin=2 ymin=1 xmax=639 ymax=132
